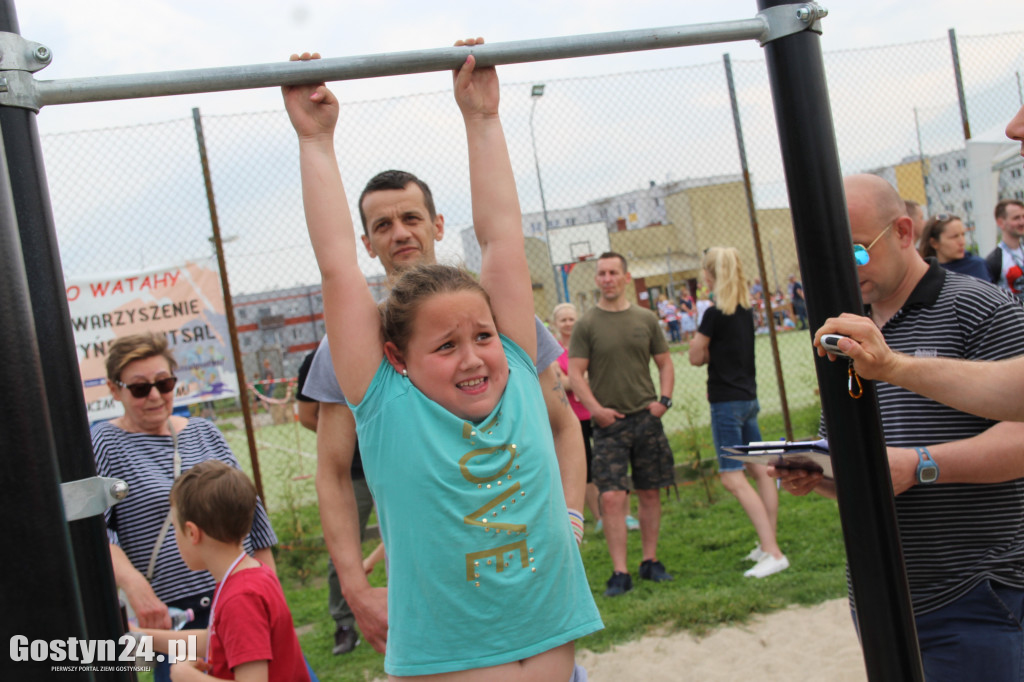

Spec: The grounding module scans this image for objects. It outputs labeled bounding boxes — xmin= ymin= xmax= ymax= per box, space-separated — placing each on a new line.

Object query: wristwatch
xmin=914 ymin=446 xmax=939 ymax=484
xmin=658 ymin=396 xmax=673 ymax=409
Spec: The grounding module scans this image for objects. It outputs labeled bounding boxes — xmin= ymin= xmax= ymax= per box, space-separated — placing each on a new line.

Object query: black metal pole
xmin=755 ymin=2 xmax=923 ymax=680
xmin=0 ymin=104 xmax=95 ymax=682
xmin=0 ymin=2 xmax=130 ymax=679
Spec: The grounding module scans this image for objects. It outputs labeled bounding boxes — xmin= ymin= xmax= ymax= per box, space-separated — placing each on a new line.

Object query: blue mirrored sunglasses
xmin=852 ymin=223 xmax=893 ymax=267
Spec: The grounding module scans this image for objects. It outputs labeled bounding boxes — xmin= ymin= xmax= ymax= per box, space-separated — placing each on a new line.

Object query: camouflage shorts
xmin=591 ymin=411 xmax=675 ymax=493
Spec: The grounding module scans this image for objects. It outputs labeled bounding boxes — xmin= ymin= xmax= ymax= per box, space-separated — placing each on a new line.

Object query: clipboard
xmin=721 ymin=439 xmax=833 ymax=479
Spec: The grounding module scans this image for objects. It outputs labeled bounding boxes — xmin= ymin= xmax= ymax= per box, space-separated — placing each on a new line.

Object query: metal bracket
xmin=61 ymin=476 xmax=129 ymax=522
xmin=757 ymin=3 xmax=828 ymax=46
xmin=0 ymin=31 xmax=52 ymax=111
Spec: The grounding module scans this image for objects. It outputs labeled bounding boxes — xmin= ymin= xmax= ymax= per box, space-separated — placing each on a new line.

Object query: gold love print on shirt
xmin=464 ymin=539 xmax=529 ymax=581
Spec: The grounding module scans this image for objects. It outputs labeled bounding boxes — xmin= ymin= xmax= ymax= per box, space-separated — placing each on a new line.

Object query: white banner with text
xmin=67 ymin=259 xmax=238 ymax=422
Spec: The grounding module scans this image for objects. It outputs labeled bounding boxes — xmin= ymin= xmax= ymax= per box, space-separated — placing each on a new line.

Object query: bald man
xmin=782 ymin=174 xmax=1024 ymax=682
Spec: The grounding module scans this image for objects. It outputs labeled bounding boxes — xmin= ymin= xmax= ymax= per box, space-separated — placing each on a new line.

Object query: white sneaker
xmin=744 ymin=545 xmax=767 ymax=562
xmin=744 ymin=554 xmax=789 ymax=578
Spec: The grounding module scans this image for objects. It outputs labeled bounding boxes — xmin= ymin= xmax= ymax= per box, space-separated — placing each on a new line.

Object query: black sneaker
xmin=332 ymin=625 xmax=359 ymax=655
xmin=604 ymin=571 xmax=633 ymax=597
xmin=639 ymin=559 xmax=674 ymax=582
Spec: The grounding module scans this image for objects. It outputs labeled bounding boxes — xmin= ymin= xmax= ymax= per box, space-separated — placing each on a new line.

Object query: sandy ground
xmin=576 ymin=598 xmax=867 ymax=682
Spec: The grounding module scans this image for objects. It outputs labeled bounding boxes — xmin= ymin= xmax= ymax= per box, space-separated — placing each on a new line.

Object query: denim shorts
xmin=709 ymin=399 xmax=762 ymax=473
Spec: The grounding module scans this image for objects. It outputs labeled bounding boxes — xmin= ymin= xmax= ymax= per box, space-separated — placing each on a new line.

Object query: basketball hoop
xmin=577 ymin=253 xmax=594 ymax=262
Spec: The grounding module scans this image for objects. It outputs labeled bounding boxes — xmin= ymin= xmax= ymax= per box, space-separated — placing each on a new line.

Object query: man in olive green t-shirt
xmin=569 ymin=252 xmax=676 ymax=597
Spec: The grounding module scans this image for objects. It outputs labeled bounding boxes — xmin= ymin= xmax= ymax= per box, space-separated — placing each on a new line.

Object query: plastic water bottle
xmin=168 ymin=607 xmax=195 ymax=630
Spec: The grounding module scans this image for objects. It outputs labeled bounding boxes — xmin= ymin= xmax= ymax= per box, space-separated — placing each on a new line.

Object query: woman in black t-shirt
xmin=688 ymin=247 xmax=789 ymax=579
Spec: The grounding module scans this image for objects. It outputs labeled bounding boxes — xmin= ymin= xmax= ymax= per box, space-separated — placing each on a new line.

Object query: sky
xmin=15 ymin=1 xmax=1024 ymax=135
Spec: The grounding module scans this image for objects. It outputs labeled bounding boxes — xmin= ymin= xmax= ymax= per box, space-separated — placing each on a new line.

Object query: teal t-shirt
xmin=351 ymin=336 xmax=603 ymax=676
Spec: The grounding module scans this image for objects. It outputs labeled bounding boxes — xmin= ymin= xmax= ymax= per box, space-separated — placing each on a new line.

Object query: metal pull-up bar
xmin=0 ymin=0 xmax=923 ymax=679
xmin=4 ymin=7 xmax=824 ymax=110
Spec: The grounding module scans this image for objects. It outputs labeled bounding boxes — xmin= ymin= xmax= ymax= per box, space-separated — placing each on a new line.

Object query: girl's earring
xmin=401 ymin=368 xmax=408 ymax=377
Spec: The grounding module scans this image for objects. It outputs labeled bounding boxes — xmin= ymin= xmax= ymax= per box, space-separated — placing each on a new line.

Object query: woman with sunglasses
xmin=91 ymin=332 xmax=277 ymax=682
xmin=918 ymin=213 xmax=991 ymax=282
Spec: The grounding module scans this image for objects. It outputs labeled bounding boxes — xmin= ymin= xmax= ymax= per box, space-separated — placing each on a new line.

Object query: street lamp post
xmin=529 ymin=83 xmax=565 ymax=303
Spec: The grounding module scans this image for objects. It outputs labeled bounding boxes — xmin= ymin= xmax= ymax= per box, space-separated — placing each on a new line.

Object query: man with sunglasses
xmin=779 ymin=173 xmax=1024 ymax=682
xmin=984 ymin=198 xmax=1024 ymax=303
xmin=810 ymin=101 xmax=1024 ymax=423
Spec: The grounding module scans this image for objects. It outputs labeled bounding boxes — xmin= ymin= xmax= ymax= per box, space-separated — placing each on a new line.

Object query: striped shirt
xmin=92 ymin=418 xmax=278 ymax=604
xmin=834 ymin=263 xmax=1024 ymax=615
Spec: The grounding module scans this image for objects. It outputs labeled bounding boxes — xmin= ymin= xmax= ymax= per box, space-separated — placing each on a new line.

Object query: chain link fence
xmin=43 ymin=30 xmax=1024 ymax=506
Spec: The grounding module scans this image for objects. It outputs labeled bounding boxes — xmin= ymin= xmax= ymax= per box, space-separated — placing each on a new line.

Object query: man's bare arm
xmin=647 ymin=351 xmax=675 ymax=418
xmin=773 ymin=421 xmax=1024 ymax=498
xmin=315 ymin=402 xmax=387 ymax=653
xmin=815 ymin=313 xmax=1024 ymax=422
xmin=887 ymin=421 xmax=1024 ymax=494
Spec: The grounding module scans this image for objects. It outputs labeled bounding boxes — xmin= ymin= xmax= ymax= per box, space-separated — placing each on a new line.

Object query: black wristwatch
xmin=914 ymin=446 xmax=939 ymax=484
xmin=658 ymin=396 xmax=673 ymax=409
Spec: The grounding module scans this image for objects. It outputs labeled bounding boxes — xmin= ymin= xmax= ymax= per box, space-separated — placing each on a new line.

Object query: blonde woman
xmin=688 ymin=247 xmax=788 ymax=578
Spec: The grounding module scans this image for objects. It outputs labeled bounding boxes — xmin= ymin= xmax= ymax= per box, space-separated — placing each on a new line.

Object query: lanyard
xmin=1004 ymin=242 xmax=1024 ymax=271
xmin=207 ymin=551 xmax=248 ymax=665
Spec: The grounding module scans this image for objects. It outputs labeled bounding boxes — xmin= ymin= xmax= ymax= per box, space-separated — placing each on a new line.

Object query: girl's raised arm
xmin=283 ymin=53 xmax=382 ymax=403
xmin=453 ymin=39 xmax=536 ymax=362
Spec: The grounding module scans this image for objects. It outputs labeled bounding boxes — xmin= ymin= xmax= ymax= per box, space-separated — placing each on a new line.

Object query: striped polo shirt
xmin=92 ymin=418 xmax=278 ymax=604
xmin=836 ymin=263 xmax=1024 ymax=615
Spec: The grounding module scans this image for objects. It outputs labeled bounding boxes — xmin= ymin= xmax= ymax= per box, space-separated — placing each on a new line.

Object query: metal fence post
xmin=756 ymin=1 xmax=923 ymax=679
xmin=724 ymin=51 xmax=793 ymax=441
xmin=949 ymin=28 xmax=971 ymax=142
xmin=192 ymin=107 xmax=267 ymax=506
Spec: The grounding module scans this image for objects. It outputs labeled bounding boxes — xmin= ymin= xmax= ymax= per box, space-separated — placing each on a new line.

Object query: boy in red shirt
xmin=144 ymin=460 xmax=310 ymax=681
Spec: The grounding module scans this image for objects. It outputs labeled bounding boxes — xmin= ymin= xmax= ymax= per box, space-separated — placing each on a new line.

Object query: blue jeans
xmin=709 ymin=399 xmax=762 ymax=473
xmin=915 ymin=580 xmax=1024 ymax=681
